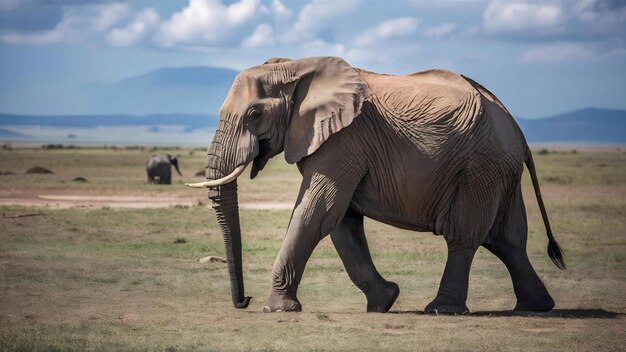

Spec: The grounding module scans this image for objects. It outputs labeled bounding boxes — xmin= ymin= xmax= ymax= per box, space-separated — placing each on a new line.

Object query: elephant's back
xmin=358 ymin=69 xmax=485 ymax=161
xmin=359 ymin=69 xmax=477 ymax=125
xmin=147 ymin=155 xmax=170 ymax=168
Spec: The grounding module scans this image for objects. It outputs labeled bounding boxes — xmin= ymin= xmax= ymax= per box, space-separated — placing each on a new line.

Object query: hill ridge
xmin=1 ymin=108 xmax=624 ymax=143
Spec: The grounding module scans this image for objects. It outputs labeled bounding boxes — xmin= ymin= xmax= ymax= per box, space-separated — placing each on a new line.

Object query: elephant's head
xmin=187 ymin=56 xmax=371 ymax=309
xmin=167 ymin=154 xmax=182 ymax=176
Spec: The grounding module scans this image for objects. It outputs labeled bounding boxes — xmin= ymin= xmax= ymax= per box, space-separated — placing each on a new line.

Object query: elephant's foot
xmin=424 ymin=297 xmax=469 ymax=315
xmin=262 ymin=293 xmax=302 ymax=313
xmin=366 ymin=281 xmax=400 ymax=313
xmin=514 ymin=293 xmax=555 ymax=312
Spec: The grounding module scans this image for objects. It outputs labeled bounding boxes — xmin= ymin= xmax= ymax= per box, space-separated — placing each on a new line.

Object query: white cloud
xmin=271 ymin=0 xmax=292 ymax=22
xmin=91 ymin=3 xmax=133 ymax=32
xmin=284 ymin=0 xmax=359 ymax=43
xmin=242 ymin=23 xmax=275 ymax=47
xmin=355 ymin=17 xmax=418 ymax=46
xmin=1 ymin=28 xmax=61 ymax=45
xmin=481 ymin=0 xmax=626 ymax=42
xmin=483 ymin=0 xmax=563 ymax=33
xmin=501 ymin=1 xmax=626 ymax=63
xmin=107 ymin=8 xmax=159 ymax=47
xmin=1 ymin=3 xmax=131 ymax=45
xmin=0 ymin=0 xmax=294 ymax=50
xmin=227 ymin=0 xmax=262 ymax=23
xmin=423 ymin=23 xmax=456 ymax=39
xmin=410 ymin=0 xmax=486 ymax=9
xmin=154 ymin=0 xmax=270 ymax=47
xmin=572 ymin=0 xmax=626 ymax=37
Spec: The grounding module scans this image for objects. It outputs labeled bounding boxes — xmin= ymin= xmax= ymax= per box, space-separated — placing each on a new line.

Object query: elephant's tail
xmin=525 ymin=152 xmax=567 ymax=270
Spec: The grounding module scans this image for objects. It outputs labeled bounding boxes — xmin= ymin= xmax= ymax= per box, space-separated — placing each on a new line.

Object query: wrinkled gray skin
xmin=202 ymin=56 xmax=565 ymax=314
xmin=147 ymin=154 xmax=182 ymax=184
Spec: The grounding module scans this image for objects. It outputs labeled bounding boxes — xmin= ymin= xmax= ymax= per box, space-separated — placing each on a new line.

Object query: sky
xmin=0 ymin=0 xmax=625 ymax=118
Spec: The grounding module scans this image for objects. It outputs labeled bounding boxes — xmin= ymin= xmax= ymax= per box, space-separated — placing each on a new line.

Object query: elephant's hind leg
xmin=426 ymin=172 xmax=501 ymax=315
xmin=331 ymin=208 xmax=399 ymax=313
xmin=483 ymin=184 xmax=554 ymax=312
xmin=425 ymin=243 xmax=476 ymax=315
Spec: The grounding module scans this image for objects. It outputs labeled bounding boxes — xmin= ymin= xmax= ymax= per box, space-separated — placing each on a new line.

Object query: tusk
xmin=185 ymin=164 xmax=247 ymax=188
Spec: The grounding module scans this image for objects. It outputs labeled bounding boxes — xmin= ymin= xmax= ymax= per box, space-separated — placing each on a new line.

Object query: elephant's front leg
xmin=331 ymin=208 xmax=399 ymax=312
xmin=263 ymin=171 xmax=360 ymax=313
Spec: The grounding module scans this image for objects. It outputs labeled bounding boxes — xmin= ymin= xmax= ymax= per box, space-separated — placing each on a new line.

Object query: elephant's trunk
xmin=173 ymin=163 xmax=182 ymax=177
xmin=203 ymin=124 xmax=251 ymax=308
xmin=208 ymin=179 xmax=251 ymax=309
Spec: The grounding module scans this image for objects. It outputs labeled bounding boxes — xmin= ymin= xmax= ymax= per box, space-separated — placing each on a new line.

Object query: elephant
xmin=186 ymin=56 xmax=565 ymax=315
xmin=146 ymin=154 xmax=182 ymax=184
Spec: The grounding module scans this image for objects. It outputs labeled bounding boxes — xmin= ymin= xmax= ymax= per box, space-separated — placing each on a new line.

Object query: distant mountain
xmin=0 ymin=128 xmax=25 ymax=138
xmin=0 ymin=108 xmax=624 ymax=144
xmin=87 ymin=66 xmax=239 ymax=115
xmin=517 ymin=108 xmax=626 ymax=143
xmin=0 ymin=113 xmax=217 ymax=131
xmin=121 ymin=66 xmax=238 ymax=87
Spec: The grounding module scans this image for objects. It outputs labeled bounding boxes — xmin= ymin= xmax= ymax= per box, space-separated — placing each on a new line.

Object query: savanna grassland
xmin=0 ymin=146 xmax=624 ymax=351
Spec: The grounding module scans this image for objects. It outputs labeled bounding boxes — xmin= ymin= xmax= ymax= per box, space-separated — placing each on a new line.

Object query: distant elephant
xmin=146 ymin=154 xmax=181 ymax=184
xmin=187 ymin=57 xmax=565 ymax=315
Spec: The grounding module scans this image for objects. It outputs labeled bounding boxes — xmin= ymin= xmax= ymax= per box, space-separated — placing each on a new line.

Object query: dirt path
xmin=0 ymin=194 xmax=293 ymax=210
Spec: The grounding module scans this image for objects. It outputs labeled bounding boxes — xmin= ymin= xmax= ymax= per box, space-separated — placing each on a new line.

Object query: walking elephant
xmin=146 ymin=154 xmax=182 ymax=184
xmin=187 ymin=56 xmax=565 ymax=315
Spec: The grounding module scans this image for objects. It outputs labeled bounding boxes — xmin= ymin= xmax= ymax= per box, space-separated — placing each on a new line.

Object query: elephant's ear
xmin=281 ymin=57 xmax=372 ymax=164
xmin=263 ymin=57 xmax=292 ymax=64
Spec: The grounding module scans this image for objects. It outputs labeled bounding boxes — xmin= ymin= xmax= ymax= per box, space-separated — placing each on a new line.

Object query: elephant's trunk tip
xmin=234 ymin=296 xmax=252 ymax=309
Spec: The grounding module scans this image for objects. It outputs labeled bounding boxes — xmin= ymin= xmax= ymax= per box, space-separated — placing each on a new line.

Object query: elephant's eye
xmin=248 ymin=108 xmax=261 ymax=120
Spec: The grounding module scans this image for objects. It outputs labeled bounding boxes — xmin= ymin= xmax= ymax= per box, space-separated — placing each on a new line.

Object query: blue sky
xmin=0 ymin=0 xmax=625 ymax=118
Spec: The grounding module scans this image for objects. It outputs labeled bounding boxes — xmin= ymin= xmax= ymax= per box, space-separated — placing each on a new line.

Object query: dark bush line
xmin=37 ymin=144 xmax=206 ymax=152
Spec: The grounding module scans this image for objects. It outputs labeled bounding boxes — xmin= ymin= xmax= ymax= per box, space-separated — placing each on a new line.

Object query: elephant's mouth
xmin=251 ymin=139 xmax=271 ymax=179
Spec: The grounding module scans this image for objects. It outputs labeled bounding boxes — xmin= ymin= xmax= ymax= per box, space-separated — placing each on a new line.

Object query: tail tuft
xmin=547 ymin=240 xmax=567 ymax=270
xmin=526 ymin=152 xmax=567 ymax=271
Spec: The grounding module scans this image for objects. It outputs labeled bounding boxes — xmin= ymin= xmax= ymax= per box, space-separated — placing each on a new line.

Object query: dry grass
xmin=0 ymin=147 xmax=301 ymax=203
xmin=0 ymin=147 xmax=624 ymax=351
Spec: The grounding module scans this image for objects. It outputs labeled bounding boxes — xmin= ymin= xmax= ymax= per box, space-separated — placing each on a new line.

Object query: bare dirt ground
xmin=0 ymin=191 xmax=293 ymax=210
